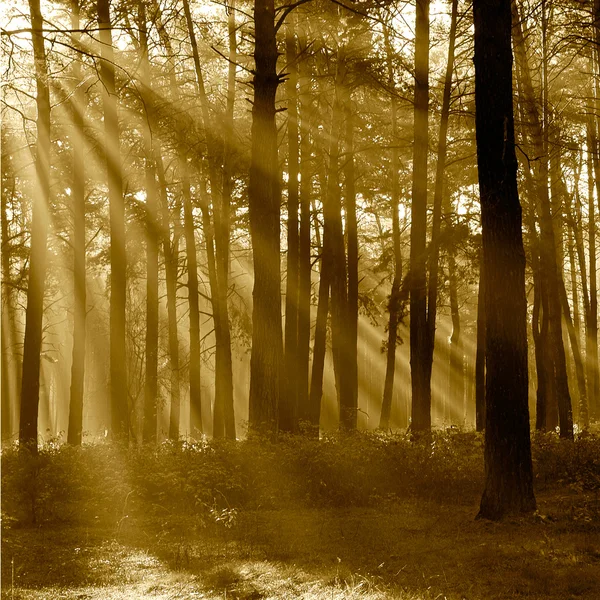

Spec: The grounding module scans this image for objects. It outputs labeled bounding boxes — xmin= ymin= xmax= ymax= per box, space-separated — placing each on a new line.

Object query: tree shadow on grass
xmin=3 ymin=494 xmax=600 ymax=599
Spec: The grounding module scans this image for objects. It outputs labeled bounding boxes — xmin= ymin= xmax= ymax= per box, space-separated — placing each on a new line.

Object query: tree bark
xmin=67 ymin=0 xmax=86 ymax=446
xmin=409 ymin=0 xmax=431 ymax=433
xmin=512 ymin=0 xmax=573 ymax=439
xmin=282 ymin=19 xmax=300 ymax=433
xmin=474 ymin=0 xmax=536 ymax=520
xmin=380 ymin=24 xmax=402 ymax=430
xmin=248 ymin=0 xmax=284 ymax=435
xmin=296 ymin=27 xmax=312 ymax=429
xmin=342 ymin=84 xmax=358 ymax=431
xmin=215 ymin=0 xmax=237 ymax=440
xmin=156 ymin=151 xmax=182 ymax=441
xmin=20 ymin=0 xmax=52 ymax=450
xmin=139 ymin=1 xmax=159 ymax=444
xmin=475 ymin=247 xmax=485 ymax=432
xmin=152 ymin=11 xmax=182 ymax=440
xmin=181 ymin=160 xmax=203 ymax=438
xmin=98 ymin=0 xmax=128 ymax=441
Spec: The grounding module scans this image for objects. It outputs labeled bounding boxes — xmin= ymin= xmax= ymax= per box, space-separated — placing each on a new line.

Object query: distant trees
xmin=1 ymin=0 xmax=598 ymax=452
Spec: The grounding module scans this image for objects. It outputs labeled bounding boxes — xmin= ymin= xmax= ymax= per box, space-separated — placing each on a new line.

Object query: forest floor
xmin=3 ymin=491 xmax=600 ymax=600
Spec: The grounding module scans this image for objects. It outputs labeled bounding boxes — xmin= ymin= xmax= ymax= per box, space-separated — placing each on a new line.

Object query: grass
xmin=3 ymin=491 xmax=600 ymax=599
xmin=2 ymin=432 xmax=600 ymax=599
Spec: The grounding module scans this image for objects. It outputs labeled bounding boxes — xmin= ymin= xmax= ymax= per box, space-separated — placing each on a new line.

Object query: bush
xmin=2 ymin=430 xmax=597 ymax=528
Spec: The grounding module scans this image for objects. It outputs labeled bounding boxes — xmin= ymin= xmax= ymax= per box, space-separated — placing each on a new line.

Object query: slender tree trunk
xmin=342 ymin=85 xmax=358 ymax=431
xmin=475 ymin=248 xmax=485 ymax=431
xmin=515 ymin=92 xmax=553 ymax=432
xmin=586 ymin=71 xmax=599 ymax=419
xmin=282 ymin=19 xmax=300 ymax=433
xmin=67 ymin=0 xmax=86 ymax=446
xmin=152 ymin=12 xmax=183 ymax=441
xmin=156 ymin=151 xmax=182 ymax=441
xmin=474 ymin=0 xmax=536 ymax=520
xmin=327 ymin=62 xmax=351 ymax=428
xmin=308 ymin=143 xmax=331 ymax=433
xmin=559 ymin=279 xmax=588 ymax=426
xmin=183 ymin=0 xmax=231 ymax=437
xmin=248 ymin=0 xmax=284 ymax=435
xmin=215 ymin=0 xmax=237 ymax=440
xmin=98 ymin=0 xmax=128 ymax=441
xmin=308 ymin=236 xmax=330 ymax=434
xmin=139 ymin=1 xmax=159 ymax=444
xmin=410 ymin=0 xmax=431 ymax=433
xmin=181 ymin=159 xmax=203 ymax=438
xmin=1 ymin=174 xmax=17 ymax=441
xmin=512 ymin=0 xmax=573 ymax=439
xmin=19 ymin=0 xmax=52 ymax=451
xmin=426 ymin=0 xmax=458 ymax=425
xmin=296 ymin=28 xmax=312 ymax=428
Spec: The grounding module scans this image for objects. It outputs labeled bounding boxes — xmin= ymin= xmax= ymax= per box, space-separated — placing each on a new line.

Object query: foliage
xmin=4 ymin=431 xmax=598 ymax=529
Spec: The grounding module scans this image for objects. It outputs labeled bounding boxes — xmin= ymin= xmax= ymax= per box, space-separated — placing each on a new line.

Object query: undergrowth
xmin=2 ymin=430 xmax=599 ymax=528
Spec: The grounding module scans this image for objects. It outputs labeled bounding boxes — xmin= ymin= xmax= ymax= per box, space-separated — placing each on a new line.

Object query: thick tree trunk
xmin=139 ymin=2 xmax=159 ymax=444
xmin=409 ymin=0 xmax=431 ymax=433
xmin=248 ymin=0 xmax=284 ymax=435
xmin=282 ymin=20 xmax=300 ymax=433
xmin=20 ymin=0 xmax=52 ymax=451
xmin=474 ymin=0 xmax=536 ymax=520
xmin=67 ymin=0 xmax=86 ymax=446
xmin=98 ymin=0 xmax=128 ymax=441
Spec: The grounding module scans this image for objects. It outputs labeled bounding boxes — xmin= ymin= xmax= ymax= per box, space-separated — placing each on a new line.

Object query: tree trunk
xmin=342 ymin=85 xmax=358 ymax=431
xmin=215 ymin=0 xmax=237 ymax=440
xmin=427 ymin=0 xmax=458 ymax=425
xmin=327 ymin=62 xmax=351 ymax=428
xmin=409 ymin=0 xmax=431 ymax=433
xmin=98 ymin=0 xmax=128 ymax=441
xmin=559 ymin=279 xmax=588 ymax=427
xmin=586 ymin=90 xmax=599 ymax=420
xmin=474 ymin=0 xmax=536 ymax=520
xmin=515 ymin=91 xmax=553 ymax=432
xmin=380 ymin=25 xmax=402 ymax=430
xmin=296 ymin=28 xmax=312 ymax=429
xmin=152 ymin=13 xmax=182 ymax=441
xmin=248 ymin=0 xmax=284 ymax=435
xmin=512 ymin=0 xmax=573 ymax=439
xmin=139 ymin=1 xmax=159 ymax=444
xmin=67 ymin=0 xmax=86 ymax=446
xmin=181 ymin=160 xmax=203 ymax=438
xmin=1 ymin=168 xmax=18 ymax=441
xmin=475 ymin=248 xmax=485 ymax=432
xmin=19 ymin=0 xmax=52 ymax=451
xmin=282 ymin=19 xmax=300 ymax=433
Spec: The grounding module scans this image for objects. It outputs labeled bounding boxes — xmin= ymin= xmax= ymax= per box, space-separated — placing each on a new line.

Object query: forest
xmin=1 ymin=0 xmax=600 ymax=597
